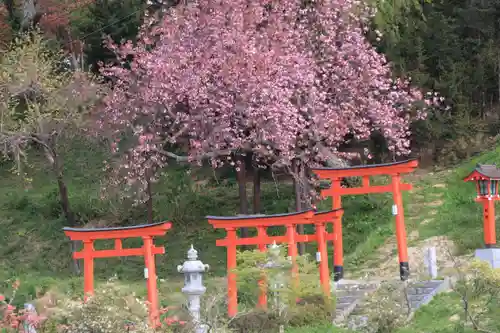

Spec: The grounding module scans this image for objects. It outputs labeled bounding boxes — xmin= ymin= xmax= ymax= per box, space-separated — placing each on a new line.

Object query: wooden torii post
xmin=311 ymin=159 xmax=418 ymax=281
xmin=207 ymin=209 xmax=343 ymax=317
xmin=63 ymin=221 xmax=172 ymax=327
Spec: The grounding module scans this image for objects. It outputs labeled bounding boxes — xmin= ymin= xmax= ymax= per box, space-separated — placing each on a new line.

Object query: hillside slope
xmin=0 ymin=140 xmax=395 ymax=283
xmin=2 ymin=142 xmax=500 ymax=333
xmin=0 ymin=141 xmax=498 ymax=296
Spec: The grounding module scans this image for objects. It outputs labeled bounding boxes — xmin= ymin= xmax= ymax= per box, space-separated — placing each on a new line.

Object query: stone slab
xmin=406 ymin=278 xmax=452 ymax=321
xmin=333 ymin=280 xmax=380 ymax=324
xmin=475 ymin=248 xmax=500 ymax=269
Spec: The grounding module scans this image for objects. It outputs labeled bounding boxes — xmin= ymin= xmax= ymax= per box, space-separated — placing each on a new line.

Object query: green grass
xmin=3 ymin=138 xmax=500 ymax=332
xmin=413 ymin=147 xmax=500 ymax=253
xmin=0 ymin=138 xmax=393 ymax=284
xmin=284 ymin=291 xmax=500 ymax=333
xmin=1 ymin=140 xmax=495 ymax=282
xmin=398 ymin=291 xmax=500 ymax=333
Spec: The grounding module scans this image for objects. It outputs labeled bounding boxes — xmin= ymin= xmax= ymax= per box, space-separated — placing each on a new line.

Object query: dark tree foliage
xmin=70 ymin=0 xmax=147 ymax=73
xmin=371 ymin=0 xmax=500 ymax=164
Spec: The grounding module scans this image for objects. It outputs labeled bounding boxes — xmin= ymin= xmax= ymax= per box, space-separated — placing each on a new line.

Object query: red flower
xmin=164 ymin=316 xmax=182 ymax=326
xmin=0 ymin=294 xmax=5 ymax=302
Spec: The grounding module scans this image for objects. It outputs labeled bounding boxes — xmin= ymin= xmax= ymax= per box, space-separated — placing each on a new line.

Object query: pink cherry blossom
xmin=100 ymin=0 xmax=437 ymax=201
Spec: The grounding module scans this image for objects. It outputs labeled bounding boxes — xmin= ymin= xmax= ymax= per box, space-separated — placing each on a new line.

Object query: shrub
xmin=54 ymin=282 xmax=154 ymax=333
xmin=231 ymin=245 xmax=335 ymax=331
xmin=452 ymin=260 xmax=500 ymax=332
xmin=228 ymin=310 xmax=284 ymax=333
xmin=287 ymin=295 xmax=334 ymax=327
xmin=0 ymin=279 xmax=49 ymax=332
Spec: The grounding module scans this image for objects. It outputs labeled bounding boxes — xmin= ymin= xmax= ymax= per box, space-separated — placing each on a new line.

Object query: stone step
xmin=406 ymin=279 xmax=451 ymax=311
xmin=336 ymin=302 xmax=355 ymax=311
xmin=343 ymin=278 xmax=453 ymax=327
xmin=406 ymin=287 xmax=438 ymax=295
xmin=333 ymin=281 xmax=381 ymax=324
xmin=336 ymin=295 xmax=361 ymax=304
xmin=336 ymin=289 xmax=374 ymax=298
xmin=335 ymin=283 xmax=379 ymax=291
xmin=407 ymin=294 xmax=427 ymax=303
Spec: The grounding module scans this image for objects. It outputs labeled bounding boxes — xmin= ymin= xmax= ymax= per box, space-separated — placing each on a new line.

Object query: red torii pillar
xmin=63 ymin=221 xmax=172 ymax=327
xmin=311 ymin=159 xmax=418 ymax=281
xmin=207 ymin=209 xmax=343 ymax=317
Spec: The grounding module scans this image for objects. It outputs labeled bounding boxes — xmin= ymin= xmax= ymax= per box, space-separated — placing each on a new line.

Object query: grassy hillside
xmin=2 ymin=139 xmax=500 ymax=333
xmin=413 ymin=145 xmax=500 ymax=252
xmin=0 ymin=139 xmax=397 ymax=284
xmin=2 ymin=140 xmax=498 ymax=282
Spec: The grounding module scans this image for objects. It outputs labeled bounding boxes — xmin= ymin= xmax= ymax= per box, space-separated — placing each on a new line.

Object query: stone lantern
xmin=263 ymin=242 xmax=287 ymax=313
xmin=177 ymin=245 xmax=209 ymax=333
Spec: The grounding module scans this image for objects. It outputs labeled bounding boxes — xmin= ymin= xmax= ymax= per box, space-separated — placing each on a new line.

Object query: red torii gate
xmin=207 ymin=209 xmax=343 ymax=317
xmin=63 ymin=221 xmax=172 ymax=327
xmin=311 ymin=159 xmax=418 ymax=281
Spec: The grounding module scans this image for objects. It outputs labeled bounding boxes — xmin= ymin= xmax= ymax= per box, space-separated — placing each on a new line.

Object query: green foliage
xmin=70 ymin=0 xmax=146 ymax=73
xmin=416 ymin=144 xmax=500 ymax=252
xmin=231 ymin=247 xmax=334 ymax=331
xmin=234 ymin=247 xmax=332 ymax=307
xmin=52 ymin=281 xmax=154 ymax=333
xmin=370 ymin=0 xmax=500 ymax=164
xmin=396 ymin=263 xmax=500 ymax=333
xmin=286 ymin=323 xmax=350 ymax=333
xmin=0 ymin=132 xmax=394 ymax=280
xmin=0 ymin=31 xmax=101 ymax=145
xmin=362 ymin=281 xmax=412 ymax=333
xmin=452 ymin=261 xmax=500 ymax=332
xmin=228 ymin=310 xmax=285 ymax=333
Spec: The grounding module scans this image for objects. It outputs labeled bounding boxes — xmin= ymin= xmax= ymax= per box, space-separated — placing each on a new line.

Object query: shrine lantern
xmin=464 ymin=164 xmax=500 ymax=248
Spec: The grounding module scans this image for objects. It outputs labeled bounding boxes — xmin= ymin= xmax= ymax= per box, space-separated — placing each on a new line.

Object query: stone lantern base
xmin=475 ymin=248 xmax=500 ymax=269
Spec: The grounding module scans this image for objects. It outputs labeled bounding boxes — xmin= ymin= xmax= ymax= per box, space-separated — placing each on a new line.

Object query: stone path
xmin=337 ymin=278 xmax=452 ymax=331
xmin=406 ymin=279 xmax=451 ymax=311
xmin=334 ymin=180 xmax=459 ymax=330
xmin=355 ymin=180 xmax=468 ymax=280
xmin=334 ymin=280 xmax=380 ymax=323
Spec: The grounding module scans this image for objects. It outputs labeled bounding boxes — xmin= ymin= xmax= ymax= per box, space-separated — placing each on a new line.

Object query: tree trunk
xmin=146 ymin=170 xmax=154 ymax=224
xmin=253 ymin=167 xmax=261 ymax=214
xmin=300 ymin=164 xmax=312 ymax=210
xmin=293 ymin=160 xmax=306 ymax=255
xmin=4 ymin=0 xmax=16 ymax=23
xmin=498 ymin=49 xmax=500 ymax=103
xmin=236 ymin=156 xmax=249 ymax=245
xmin=21 ymin=0 xmax=36 ymax=29
xmin=50 ymin=149 xmax=81 ymax=275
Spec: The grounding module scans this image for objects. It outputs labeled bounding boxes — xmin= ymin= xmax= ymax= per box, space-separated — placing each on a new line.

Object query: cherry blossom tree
xmin=100 ymin=0 xmax=437 ymax=220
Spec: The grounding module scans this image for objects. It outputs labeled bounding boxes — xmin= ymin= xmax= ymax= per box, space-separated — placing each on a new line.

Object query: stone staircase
xmin=406 ymin=279 xmax=451 ymax=315
xmin=333 ymin=278 xmax=452 ymax=331
xmin=334 ymin=280 xmax=380 ymax=322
